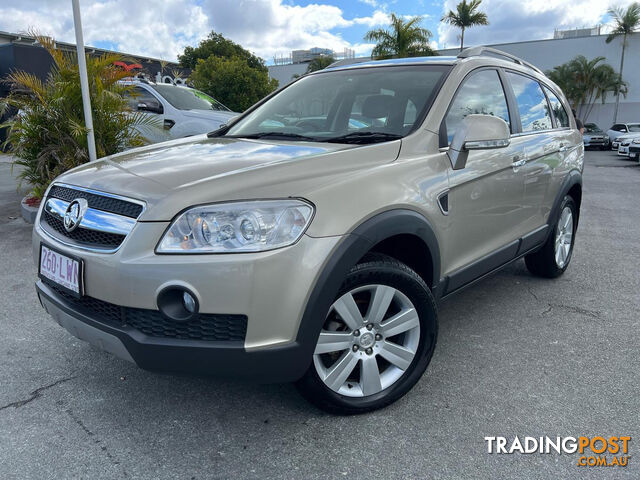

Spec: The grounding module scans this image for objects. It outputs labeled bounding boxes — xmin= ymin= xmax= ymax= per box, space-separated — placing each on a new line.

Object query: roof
xmin=325 ymin=55 xmax=457 ymax=71
xmin=0 ymin=30 xmax=179 ymax=65
xmin=321 ymin=48 xmax=546 ymax=79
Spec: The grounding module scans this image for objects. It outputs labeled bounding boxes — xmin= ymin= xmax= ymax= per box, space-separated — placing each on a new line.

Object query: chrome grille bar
xmin=44 ymin=197 xmax=136 ymax=236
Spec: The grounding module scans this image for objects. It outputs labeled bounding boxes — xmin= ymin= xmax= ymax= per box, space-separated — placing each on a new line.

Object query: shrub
xmin=190 ymin=55 xmax=278 ymax=112
xmin=0 ymin=35 xmax=155 ymax=200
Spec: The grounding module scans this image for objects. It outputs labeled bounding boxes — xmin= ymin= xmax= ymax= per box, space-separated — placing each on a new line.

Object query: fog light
xmin=183 ymin=291 xmax=197 ymax=313
xmin=157 ymin=286 xmax=199 ymax=321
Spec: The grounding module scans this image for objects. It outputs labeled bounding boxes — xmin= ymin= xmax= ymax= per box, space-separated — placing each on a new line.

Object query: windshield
xmin=584 ymin=124 xmax=602 ymax=133
xmin=628 ymin=124 xmax=640 ymax=132
xmin=150 ymin=84 xmax=230 ymax=112
xmin=224 ymin=65 xmax=450 ymax=143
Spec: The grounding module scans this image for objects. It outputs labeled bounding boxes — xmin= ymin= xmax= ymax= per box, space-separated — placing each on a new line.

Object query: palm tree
xmin=0 ymin=34 xmax=155 ymax=200
xmin=306 ymin=55 xmax=336 ymax=73
xmin=365 ymin=14 xmax=435 ymax=60
xmin=441 ymin=0 xmax=489 ymax=52
xmin=546 ymin=55 xmax=627 ymax=122
xmin=605 ymin=2 xmax=640 ymax=122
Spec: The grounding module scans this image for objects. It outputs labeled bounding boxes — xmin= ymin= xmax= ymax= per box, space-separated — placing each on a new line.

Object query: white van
xmin=121 ymin=80 xmax=238 ymax=143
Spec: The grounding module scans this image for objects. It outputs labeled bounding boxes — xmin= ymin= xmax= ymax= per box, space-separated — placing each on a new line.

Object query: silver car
xmin=582 ymin=123 xmax=609 ymax=150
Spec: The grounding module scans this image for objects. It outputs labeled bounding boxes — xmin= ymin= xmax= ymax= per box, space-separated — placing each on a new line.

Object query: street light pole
xmin=71 ymin=0 xmax=97 ymax=162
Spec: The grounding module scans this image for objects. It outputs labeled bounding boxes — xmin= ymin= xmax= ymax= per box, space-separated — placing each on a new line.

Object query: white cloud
xmin=0 ymin=0 xmax=389 ymax=61
xmin=437 ymin=0 xmax=638 ymax=50
xmin=202 ymin=0 xmax=389 ymax=60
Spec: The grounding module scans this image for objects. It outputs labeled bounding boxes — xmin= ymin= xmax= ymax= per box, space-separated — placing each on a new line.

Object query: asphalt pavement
xmin=0 ymin=150 xmax=638 ymax=479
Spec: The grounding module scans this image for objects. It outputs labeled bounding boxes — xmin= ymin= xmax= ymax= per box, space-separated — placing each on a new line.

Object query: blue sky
xmin=0 ymin=0 xmax=630 ymax=62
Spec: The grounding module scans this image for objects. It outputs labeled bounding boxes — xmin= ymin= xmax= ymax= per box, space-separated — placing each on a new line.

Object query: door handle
xmin=512 ymin=155 xmax=526 ymax=168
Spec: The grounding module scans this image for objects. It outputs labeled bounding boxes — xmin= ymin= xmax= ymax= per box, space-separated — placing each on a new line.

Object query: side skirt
xmin=438 ymin=225 xmax=549 ymax=300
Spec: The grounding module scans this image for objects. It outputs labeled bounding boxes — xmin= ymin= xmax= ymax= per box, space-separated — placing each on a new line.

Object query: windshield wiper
xmin=226 ymin=132 xmax=318 ymax=141
xmin=322 ymin=132 xmax=403 ymax=144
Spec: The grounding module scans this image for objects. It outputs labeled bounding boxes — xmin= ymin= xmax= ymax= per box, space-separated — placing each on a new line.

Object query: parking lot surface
xmin=0 ymin=150 xmax=638 ymax=479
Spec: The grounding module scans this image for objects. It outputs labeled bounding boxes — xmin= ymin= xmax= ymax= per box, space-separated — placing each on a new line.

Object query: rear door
xmin=444 ymin=68 xmax=526 ymax=273
xmin=503 ymin=71 xmax=559 ymax=235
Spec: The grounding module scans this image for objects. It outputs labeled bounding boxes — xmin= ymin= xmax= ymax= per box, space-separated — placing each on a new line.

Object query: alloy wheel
xmin=554 ymin=206 xmax=574 ymax=268
xmin=313 ymin=284 xmax=421 ymax=398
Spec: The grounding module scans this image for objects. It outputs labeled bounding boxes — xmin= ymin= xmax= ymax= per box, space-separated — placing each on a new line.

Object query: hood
xmin=616 ymin=132 xmax=640 ymax=140
xmin=182 ymin=109 xmax=238 ymax=122
xmin=57 ymin=134 xmax=401 ymax=221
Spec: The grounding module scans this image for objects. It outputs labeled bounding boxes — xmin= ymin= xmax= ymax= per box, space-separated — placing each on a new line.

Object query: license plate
xmin=39 ymin=244 xmax=84 ymax=297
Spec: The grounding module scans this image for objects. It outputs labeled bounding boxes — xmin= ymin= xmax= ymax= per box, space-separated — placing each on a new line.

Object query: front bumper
xmin=34 ymin=220 xmax=341 ymax=349
xmin=583 ymin=139 xmax=607 ymax=147
xmin=37 ymin=280 xmax=309 ymax=382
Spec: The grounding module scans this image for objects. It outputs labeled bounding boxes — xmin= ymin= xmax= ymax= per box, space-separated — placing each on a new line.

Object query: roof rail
xmin=457 ymin=47 xmax=544 ymax=75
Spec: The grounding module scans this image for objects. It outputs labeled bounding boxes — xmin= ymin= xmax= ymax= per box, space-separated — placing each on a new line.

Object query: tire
xmin=525 ymin=195 xmax=578 ymax=278
xmin=296 ymin=253 xmax=438 ymax=414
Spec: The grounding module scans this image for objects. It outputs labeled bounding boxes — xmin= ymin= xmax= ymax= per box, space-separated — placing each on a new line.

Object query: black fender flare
xmin=293 ymin=209 xmax=441 ymax=372
xmin=547 ymin=169 xmax=582 ymax=235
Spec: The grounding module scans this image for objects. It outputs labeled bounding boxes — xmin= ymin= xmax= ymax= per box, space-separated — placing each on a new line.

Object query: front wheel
xmin=296 ymin=254 xmax=438 ymax=414
xmin=525 ymin=195 xmax=578 ymax=278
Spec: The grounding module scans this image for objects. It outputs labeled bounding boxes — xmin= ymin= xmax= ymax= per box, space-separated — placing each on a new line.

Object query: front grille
xmin=40 ymin=184 xmax=143 ymax=251
xmin=44 ymin=211 xmax=125 ymax=248
xmin=45 ymin=281 xmax=247 ymax=342
xmin=49 ymin=185 xmax=143 ymax=218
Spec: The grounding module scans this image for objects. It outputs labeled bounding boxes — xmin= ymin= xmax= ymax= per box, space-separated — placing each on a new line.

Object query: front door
xmin=443 ymin=68 xmax=527 ymax=276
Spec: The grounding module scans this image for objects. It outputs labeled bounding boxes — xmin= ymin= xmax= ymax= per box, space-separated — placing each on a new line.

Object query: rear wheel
xmin=525 ymin=196 xmax=577 ymax=278
xmin=296 ymin=254 xmax=438 ymax=414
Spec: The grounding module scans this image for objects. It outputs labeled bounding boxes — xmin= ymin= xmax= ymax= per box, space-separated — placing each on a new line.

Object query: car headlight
xmin=157 ymin=199 xmax=314 ymax=253
xmin=633 ymin=139 xmax=640 ymax=145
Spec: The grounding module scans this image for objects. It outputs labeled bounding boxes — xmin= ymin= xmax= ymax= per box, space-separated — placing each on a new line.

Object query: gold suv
xmin=34 ymin=48 xmax=583 ymax=413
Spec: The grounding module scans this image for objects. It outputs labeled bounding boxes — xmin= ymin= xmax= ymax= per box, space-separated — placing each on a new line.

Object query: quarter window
xmin=543 ymin=87 xmax=569 ymax=128
xmin=445 ymin=69 xmax=510 ymax=143
xmin=506 ymin=72 xmax=553 ymax=132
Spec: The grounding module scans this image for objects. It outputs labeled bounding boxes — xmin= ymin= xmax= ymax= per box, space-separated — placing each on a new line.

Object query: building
xmin=554 ymin=26 xmax=602 ymax=39
xmin=268 ymin=31 xmax=639 ymax=126
xmin=292 ymin=47 xmax=334 ymax=64
xmin=0 ymin=30 xmax=188 ymax=100
xmin=269 ymin=46 xmax=355 ymax=85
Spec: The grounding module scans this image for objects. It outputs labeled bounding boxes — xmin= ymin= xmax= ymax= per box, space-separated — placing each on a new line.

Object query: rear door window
xmin=543 ymin=87 xmax=569 ymax=128
xmin=506 ymin=72 xmax=553 ymax=133
xmin=444 ymin=69 xmax=510 ymax=144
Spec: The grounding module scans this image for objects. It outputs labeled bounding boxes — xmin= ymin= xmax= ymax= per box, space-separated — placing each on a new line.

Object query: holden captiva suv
xmin=34 ymin=47 xmax=583 ymax=414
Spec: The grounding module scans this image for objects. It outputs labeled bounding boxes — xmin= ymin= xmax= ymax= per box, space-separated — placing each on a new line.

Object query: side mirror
xmin=137 ymin=100 xmax=163 ymax=114
xmin=448 ymin=114 xmax=510 ymax=170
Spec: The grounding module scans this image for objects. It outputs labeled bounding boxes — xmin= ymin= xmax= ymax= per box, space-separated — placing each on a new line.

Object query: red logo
xmin=114 ymin=61 xmax=142 ymax=71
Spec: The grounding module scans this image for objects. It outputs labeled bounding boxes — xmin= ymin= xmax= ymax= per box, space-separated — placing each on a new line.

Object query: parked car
xmin=34 ymin=48 xmax=583 ymax=414
xmin=120 ymin=79 xmax=238 ymax=143
xmin=618 ymin=138 xmax=633 ymax=157
xmin=582 ymin=123 xmax=609 ymax=150
xmin=608 ymin=123 xmax=640 ymax=150
xmin=628 ymin=139 xmax=640 ymax=161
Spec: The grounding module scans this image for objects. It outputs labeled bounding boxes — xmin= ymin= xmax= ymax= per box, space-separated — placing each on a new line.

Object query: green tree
xmin=546 ymin=55 xmax=627 ymax=121
xmin=190 ymin=56 xmax=278 ymax=112
xmin=306 ymin=56 xmax=336 ymax=73
xmin=441 ymin=0 xmax=489 ymax=51
xmin=0 ymin=35 xmax=154 ymax=200
xmin=179 ymin=32 xmax=266 ymax=72
xmin=364 ymin=14 xmax=436 ymax=60
xmin=605 ymin=2 xmax=640 ymax=122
